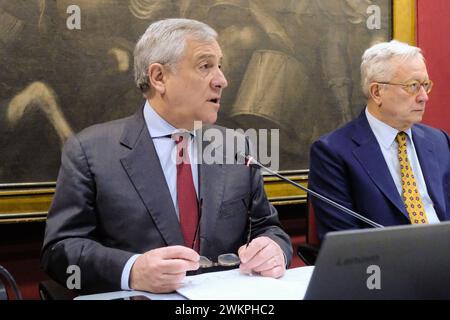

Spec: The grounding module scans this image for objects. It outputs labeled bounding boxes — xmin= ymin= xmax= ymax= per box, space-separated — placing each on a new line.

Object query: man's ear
xmin=147 ymin=63 xmax=166 ymax=94
xmin=369 ymin=83 xmax=383 ymax=106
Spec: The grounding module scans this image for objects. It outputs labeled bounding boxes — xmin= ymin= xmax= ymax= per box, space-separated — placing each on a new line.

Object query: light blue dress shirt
xmin=365 ymin=107 xmax=439 ymax=224
xmin=121 ymin=101 xmax=199 ymax=290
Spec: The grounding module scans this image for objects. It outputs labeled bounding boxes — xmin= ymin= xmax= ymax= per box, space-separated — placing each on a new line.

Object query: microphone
xmin=238 ymin=153 xmax=384 ymax=229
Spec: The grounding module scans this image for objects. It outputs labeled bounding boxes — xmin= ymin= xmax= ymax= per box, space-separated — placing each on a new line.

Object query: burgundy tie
xmin=174 ymin=134 xmax=200 ymax=252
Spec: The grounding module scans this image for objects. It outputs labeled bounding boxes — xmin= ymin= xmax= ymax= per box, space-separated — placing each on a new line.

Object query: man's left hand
xmin=238 ymin=236 xmax=286 ymax=278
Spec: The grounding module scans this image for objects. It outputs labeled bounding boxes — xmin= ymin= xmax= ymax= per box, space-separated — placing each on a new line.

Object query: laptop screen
xmin=304 ymin=221 xmax=450 ymax=299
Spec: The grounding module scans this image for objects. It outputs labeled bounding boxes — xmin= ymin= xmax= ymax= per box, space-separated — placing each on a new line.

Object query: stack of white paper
xmin=177 ymin=266 xmax=314 ymax=300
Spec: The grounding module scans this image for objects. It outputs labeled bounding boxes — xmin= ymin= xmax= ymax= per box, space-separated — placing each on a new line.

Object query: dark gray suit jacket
xmin=41 ymin=106 xmax=292 ymax=293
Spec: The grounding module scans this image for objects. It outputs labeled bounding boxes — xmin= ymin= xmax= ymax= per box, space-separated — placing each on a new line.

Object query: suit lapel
xmin=351 ymin=113 xmax=409 ymax=219
xmin=119 ymin=107 xmax=184 ymax=246
xmin=197 ymin=127 xmax=226 ymax=255
xmin=412 ymin=126 xmax=445 ymax=218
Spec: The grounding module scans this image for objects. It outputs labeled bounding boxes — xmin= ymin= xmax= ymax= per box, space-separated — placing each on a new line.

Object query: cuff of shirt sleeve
xmin=121 ymin=254 xmax=141 ymax=291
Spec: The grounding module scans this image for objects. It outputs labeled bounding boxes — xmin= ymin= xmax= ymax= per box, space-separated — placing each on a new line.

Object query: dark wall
xmin=0 ymin=222 xmax=49 ymax=300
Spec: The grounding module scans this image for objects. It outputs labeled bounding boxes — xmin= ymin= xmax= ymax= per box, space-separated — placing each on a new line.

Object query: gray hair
xmin=360 ymin=40 xmax=424 ymax=97
xmin=134 ymin=18 xmax=218 ymax=95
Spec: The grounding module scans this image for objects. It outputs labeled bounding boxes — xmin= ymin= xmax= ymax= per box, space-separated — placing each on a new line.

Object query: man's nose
xmin=211 ymin=68 xmax=228 ymax=89
xmin=416 ymin=85 xmax=429 ymax=103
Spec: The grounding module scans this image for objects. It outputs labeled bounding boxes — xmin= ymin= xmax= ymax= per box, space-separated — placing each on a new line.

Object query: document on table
xmin=177 ymin=266 xmax=314 ymax=300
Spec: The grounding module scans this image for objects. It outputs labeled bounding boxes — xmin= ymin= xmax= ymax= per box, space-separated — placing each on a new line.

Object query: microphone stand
xmin=242 ymin=154 xmax=384 ymax=229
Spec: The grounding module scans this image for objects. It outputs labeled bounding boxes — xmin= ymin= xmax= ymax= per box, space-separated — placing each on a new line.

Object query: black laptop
xmin=304 ymin=221 xmax=450 ymax=299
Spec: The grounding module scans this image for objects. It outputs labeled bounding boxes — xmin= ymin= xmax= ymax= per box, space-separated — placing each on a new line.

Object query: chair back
xmin=297 ymin=196 xmax=320 ymax=265
xmin=307 ymin=199 xmax=320 ymax=246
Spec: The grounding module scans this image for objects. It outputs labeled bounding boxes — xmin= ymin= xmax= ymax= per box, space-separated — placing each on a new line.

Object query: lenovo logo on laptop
xmin=336 ymin=255 xmax=380 ymax=266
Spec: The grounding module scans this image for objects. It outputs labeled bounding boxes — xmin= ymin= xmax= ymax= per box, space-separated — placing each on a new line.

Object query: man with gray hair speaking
xmin=309 ymin=40 xmax=450 ymax=241
xmin=41 ymin=18 xmax=292 ymax=295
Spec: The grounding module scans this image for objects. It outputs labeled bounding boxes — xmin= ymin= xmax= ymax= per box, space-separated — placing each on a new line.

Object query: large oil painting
xmin=0 ymin=0 xmax=392 ymax=183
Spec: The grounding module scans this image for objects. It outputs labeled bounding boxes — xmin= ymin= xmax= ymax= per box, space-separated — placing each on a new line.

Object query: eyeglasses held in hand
xmin=199 ymin=253 xmax=241 ymax=268
xmin=376 ymin=79 xmax=433 ymax=95
xmin=194 ymin=200 xmax=252 ymax=269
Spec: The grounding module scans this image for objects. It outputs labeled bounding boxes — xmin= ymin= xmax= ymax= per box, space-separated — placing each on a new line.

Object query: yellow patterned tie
xmin=396 ymin=132 xmax=428 ymax=224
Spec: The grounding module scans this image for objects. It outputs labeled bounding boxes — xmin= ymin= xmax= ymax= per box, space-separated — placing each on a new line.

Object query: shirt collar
xmin=143 ymin=100 xmax=196 ymax=138
xmin=365 ymin=107 xmax=412 ymax=148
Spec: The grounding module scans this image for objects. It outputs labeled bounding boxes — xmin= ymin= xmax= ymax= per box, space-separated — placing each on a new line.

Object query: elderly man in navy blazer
xmin=41 ymin=18 xmax=292 ymax=294
xmin=309 ymin=40 xmax=450 ymax=241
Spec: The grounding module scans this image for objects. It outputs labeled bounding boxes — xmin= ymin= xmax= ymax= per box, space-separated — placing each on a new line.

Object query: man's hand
xmin=130 ymin=245 xmax=199 ymax=293
xmin=238 ymin=236 xmax=286 ymax=278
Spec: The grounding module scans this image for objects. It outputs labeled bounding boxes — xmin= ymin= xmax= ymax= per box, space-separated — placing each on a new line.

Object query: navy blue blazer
xmin=309 ymin=111 xmax=450 ymax=241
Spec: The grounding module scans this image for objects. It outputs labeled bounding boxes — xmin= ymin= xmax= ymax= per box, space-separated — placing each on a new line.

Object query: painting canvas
xmin=0 ymin=0 xmax=392 ymax=183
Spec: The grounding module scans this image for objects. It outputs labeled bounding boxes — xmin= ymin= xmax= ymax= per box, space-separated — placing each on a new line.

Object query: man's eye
xmin=408 ymin=82 xmax=420 ymax=91
xmin=200 ymin=64 xmax=210 ymax=70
